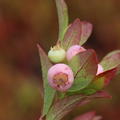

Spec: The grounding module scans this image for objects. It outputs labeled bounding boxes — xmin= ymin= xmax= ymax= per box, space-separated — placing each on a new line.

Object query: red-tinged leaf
xmin=55 ymin=0 xmax=68 ymax=41
xmin=80 ymin=21 xmax=93 ymax=45
xmin=74 ymin=111 xmax=102 ymax=120
xmin=62 ymin=18 xmax=81 ymax=50
xmin=46 ymin=91 xmax=110 ymax=120
xmin=46 ymin=95 xmax=85 ymax=120
xmin=68 ymin=49 xmax=98 ymax=93
xmin=90 ymin=91 xmax=112 ymax=99
xmin=83 ymin=91 xmax=112 ymax=101
xmin=74 ymin=111 xmax=96 ymax=120
xmin=89 ymin=68 xmax=117 ymax=90
xmin=100 ymin=50 xmax=120 ymax=71
xmin=37 ymin=44 xmax=56 ymax=117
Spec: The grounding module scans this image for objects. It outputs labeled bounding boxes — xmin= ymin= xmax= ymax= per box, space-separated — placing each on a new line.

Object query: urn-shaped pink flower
xmin=48 ymin=64 xmax=74 ymax=92
xmin=66 ymin=45 xmax=86 ymax=61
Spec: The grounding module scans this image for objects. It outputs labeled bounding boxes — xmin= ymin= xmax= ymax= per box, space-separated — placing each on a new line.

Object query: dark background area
xmin=0 ymin=0 xmax=120 ymax=120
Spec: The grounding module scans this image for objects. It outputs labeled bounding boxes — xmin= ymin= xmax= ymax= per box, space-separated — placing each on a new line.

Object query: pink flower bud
xmin=66 ymin=45 xmax=86 ymax=61
xmin=48 ymin=64 xmax=74 ymax=92
xmin=96 ymin=64 xmax=104 ymax=75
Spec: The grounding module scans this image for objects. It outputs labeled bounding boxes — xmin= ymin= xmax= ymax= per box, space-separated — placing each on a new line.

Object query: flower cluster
xmin=46 ymin=19 xmax=118 ymax=93
xmin=47 ymin=43 xmax=104 ymax=92
xmin=37 ymin=0 xmax=120 ymax=119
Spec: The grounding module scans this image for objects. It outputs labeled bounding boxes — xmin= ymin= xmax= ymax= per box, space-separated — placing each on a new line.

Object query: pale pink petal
xmin=96 ymin=64 xmax=104 ymax=75
xmin=66 ymin=45 xmax=86 ymax=61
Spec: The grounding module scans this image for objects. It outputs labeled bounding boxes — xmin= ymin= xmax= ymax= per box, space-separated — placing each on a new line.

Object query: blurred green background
xmin=0 ymin=0 xmax=120 ymax=120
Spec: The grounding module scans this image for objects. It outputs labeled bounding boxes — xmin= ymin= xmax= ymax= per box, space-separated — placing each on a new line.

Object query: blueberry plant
xmin=37 ymin=0 xmax=120 ymax=120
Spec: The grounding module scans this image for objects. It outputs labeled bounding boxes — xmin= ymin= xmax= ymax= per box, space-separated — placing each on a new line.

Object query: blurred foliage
xmin=0 ymin=0 xmax=120 ymax=120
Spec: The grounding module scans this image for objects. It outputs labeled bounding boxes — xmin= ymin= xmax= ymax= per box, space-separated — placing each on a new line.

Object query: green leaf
xmin=80 ymin=88 xmax=97 ymax=95
xmin=46 ymin=91 xmax=110 ymax=120
xmin=68 ymin=49 xmax=98 ymax=93
xmin=55 ymin=0 xmax=68 ymax=41
xmin=62 ymin=18 xmax=81 ymax=50
xmin=100 ymin=50 xmax=120 ymax=71
xmin=37 ymin=44 xmax=56 ymax=117
xmin=80 ymin=21 xmax=93 ymax=45
xmin=67 ymin=88 xmax=97 ymax=96
xmin=68 ymin=54 xmax=80 ymax=75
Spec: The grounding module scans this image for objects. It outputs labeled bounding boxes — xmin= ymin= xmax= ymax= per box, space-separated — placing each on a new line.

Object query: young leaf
xmin=100 ymin=50 xmax=120 ymax=71
xmin=46 ymin=91 xmax=110 ymax=120
xmin=89 ymin=68 xmax=117 ymax=90
xmin=37 ymin=44 xmax=56 ymax=117
xmin=62 ymin=18 xmax=81 ymax=50
xmin=68 ymin=49 xmax=98 ymax=93
xmin=80 ymin=21 xmax=93 ymax=45
xmin=55 ymin=0 xmax=68 ymax=41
